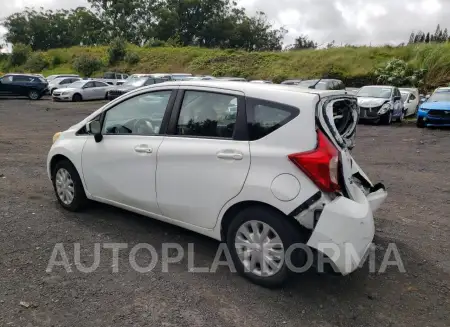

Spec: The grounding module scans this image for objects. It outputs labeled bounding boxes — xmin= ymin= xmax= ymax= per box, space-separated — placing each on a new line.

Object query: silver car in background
xmin=52 ymin=80 xmax=112 ymax=102
xmin=48 ymin=77 xmax=82 ymax=95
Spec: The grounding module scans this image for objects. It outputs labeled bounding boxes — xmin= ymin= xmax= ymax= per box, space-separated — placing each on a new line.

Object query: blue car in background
xmin=417 ymin=87 xmax=450 ymax=128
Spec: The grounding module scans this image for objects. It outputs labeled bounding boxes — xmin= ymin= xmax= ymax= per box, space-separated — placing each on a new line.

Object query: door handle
xmin=134 ymin=145 xmax=153 ymax=153
xmin=217 ymin=150 xmax=243 ymax=160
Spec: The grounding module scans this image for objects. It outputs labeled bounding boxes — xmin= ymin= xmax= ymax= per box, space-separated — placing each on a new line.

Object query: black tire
xmin=104 ymin=92 xmax=109 ymax=100
xmin=379 ymin=111 xmax=392 ymax=125
xmin=72 ymin=93 xmax=82 ymax=102
xmin=52 ymin=159 xmax=88 ymax=211
xmin=28 ymin=89 xmax=40 ymax=100
xmin=226 ymin=206 xmax=307 ymax=288
xmin=416 ymin=117 xmax=425 ymax=128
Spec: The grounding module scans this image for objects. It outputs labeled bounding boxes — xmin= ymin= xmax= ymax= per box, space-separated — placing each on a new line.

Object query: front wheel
xmin=52 ymin=159 xmax=88 ymax=211
xmin=379 ymin=111 xmax=392 ymax=125
xmin=72 ymin=93 xmax=82 ymax=102
xmin=417 ymin=117 xmax=425 ymax=128
xmin=226 ymin=206 xmax=307 ymax=288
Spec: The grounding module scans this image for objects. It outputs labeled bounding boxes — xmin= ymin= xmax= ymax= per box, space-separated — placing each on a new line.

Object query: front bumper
xmin=307 ymin=184 xmax=387 ymax=275
xmin=418 ymin=109 xmax=450 ymax=126
xmin=52 ymin=95 xmax=72 ymax=102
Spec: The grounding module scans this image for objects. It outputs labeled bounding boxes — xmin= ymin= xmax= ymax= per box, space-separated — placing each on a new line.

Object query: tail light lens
xmin=288 ymin=130 xmax=341 ymax=193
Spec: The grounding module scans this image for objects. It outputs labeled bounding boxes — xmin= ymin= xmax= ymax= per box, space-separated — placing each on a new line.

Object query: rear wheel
xmin=380 ymin=111 xmax=392 ymax=125
xmin=417 ymin=117 xmax=425 ymax=128
xmin=226 ymin=206 xmax=307 ymax=288
xmin=52 ymin=159 xmax=88 ymax=211
xmin=72 ymin=93 xmax=82 ymax=102
xmin=28 ymin=90 xmax=40 ymax=100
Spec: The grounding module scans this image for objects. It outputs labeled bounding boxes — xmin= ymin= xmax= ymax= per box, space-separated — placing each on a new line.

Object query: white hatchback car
xmin=47 ymin=81 xmax=387 ymax=287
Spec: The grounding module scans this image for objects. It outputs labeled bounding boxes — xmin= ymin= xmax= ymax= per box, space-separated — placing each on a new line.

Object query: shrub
xmin=9 ymin=43 xmax=32 ymax=67
xmin=51 ymin=55 xmax=62 ymax=67
xmin=125 ymin=52 xmax=140 ymax=65
xmin=24 ymin=53 xmax=49 ymax=72
xmin=73 ymin=54 xmax=103 ymax=77
xmin=146 ymin=39 xmax=166 ymax=47
xmin=375 ymin=58 xmax=426 ymax=87
xmin=108 ymin=37 xmax=127 ymax=65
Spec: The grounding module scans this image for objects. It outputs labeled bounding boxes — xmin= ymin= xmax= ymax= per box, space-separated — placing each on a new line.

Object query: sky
xmin=0 ymin=0 xmax=447 ymax=51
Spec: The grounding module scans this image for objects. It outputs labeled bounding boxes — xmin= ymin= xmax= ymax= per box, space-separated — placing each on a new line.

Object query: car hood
xmin=111 ymin=86 xmax=137 ymax=92
xmin=357 ymin=97 xmax=389 ymax=107
xmin=420 ymin=101 xmax=450 ymax=110
xmin=55 ymin=87 xmax=79 ymax=93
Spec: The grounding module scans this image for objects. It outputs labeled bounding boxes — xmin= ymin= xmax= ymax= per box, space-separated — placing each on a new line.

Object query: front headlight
xmin=419 ymin=108 xmax=429 ymax=112
xmin=378 ymin=103 xmax=392 ymax=115
xmin=61 ymin=92 xmax=69 ymax=96
xmin=52 ymin=132 xmax=62 ymax=144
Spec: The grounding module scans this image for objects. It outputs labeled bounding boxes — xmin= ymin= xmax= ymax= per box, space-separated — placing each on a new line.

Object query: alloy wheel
xmin=29 ymin=91 xmax=39 ymax=100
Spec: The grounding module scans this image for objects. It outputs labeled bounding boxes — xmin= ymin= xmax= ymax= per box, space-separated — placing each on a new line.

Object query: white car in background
xmin=47 ymin=81 xmax=387 ymax=287
xmin=52 ymin=80 xmax=112 ymax=102
xmin=48 ymin=77 xmax=82 ymax=95
xmin=46 ymin=74 xmax=80 ymax=82
xmin=400 ymin=88 xmax=420 ymax=117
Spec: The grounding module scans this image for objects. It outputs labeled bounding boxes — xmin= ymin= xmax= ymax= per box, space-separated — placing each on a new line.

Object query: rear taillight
xmin=288 ymin=130 xmax=341 ymax=193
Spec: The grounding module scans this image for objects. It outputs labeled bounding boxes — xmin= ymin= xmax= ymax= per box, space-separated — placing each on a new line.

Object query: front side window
xmin=176 ymin=91 xmax=237 ymax=138
xmin=102 ymin=91 xmax=172 ymax=135
xmin=84 ymin=82 xmax=95 ymax=88
xmin=246 ymin=98 xmax=298 ymax=141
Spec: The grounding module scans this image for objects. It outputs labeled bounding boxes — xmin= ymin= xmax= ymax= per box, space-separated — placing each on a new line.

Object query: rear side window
xmin=246 ymin=98 xmax=299 ymax=141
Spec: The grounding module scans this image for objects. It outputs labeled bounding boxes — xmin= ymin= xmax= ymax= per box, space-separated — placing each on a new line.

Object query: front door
xmin=81 ymin=89 xmax=175 ymax=214
xmin=156 ymin=88 xmax=250 ymax=229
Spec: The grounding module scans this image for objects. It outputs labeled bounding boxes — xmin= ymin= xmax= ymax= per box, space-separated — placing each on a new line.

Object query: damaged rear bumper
xmin=306 ymin=184 xmax=387 ymax=275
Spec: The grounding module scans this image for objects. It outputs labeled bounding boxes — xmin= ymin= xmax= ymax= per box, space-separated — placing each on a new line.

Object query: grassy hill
xmin=2 ymin=43 xmax=450 ymax=90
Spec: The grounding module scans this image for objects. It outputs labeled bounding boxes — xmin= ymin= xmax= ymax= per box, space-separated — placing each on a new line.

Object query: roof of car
xmin=436 ymin=87 xmax=450 ymax=91
xmin=363 ymin=85 xmax=394 ymax=88
xmin=148 ymin=80 xmax=351 ymax=99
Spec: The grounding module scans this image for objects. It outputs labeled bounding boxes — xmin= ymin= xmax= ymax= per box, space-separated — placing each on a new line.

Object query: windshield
xmin=428 ymin=90 xmax=450 ymax=102
xmin=123 ymin=77 xmax=147 ymax=87
xmin=357 ymin=86 xmax=392 ymax=99
xmin=68 ymin=81 xmax=85 ymax=88
xmin=401 ymin=92 xmax=409 ymax=102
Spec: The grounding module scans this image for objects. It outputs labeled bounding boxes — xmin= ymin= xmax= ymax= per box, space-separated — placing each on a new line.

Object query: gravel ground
xmin=0 ymin=98 xmax=449 ymax=327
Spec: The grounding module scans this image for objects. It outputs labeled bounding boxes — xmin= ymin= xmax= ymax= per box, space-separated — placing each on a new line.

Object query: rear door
xmin=156 ymin=87 xmax=250 ymax=229
xmin=0 ymin=75 xmax=14 ymax=95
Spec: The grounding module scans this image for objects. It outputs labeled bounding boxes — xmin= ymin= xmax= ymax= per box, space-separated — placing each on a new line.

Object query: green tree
xmin=9 ymin=43 xmax=32 ymax=66
xmin=73 ymin=55 xmax=103 ymax=77
xmin=108 ymin=37 xmax=127 ymax=65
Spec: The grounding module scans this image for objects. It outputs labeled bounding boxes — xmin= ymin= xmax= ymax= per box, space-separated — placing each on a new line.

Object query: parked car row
xmin=1 ymin=72 xmax=447 ymax=128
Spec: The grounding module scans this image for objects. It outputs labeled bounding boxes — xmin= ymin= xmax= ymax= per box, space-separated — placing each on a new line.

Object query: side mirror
xmin=86 ymin=120 xmax=103 ymax=142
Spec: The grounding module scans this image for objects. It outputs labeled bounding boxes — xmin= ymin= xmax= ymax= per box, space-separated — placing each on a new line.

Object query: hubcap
xmin=30 ymin=91 xmax=39 ymax=100
xmin=55 ymin=168 xmax=75 ymax=205
xmin=235 ymin=220 xmax=284 ymax=277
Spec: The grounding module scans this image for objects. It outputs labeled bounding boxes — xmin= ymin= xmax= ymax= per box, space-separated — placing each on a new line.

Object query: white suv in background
xmin=47 ymin=81 xmax=387 ymax=287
